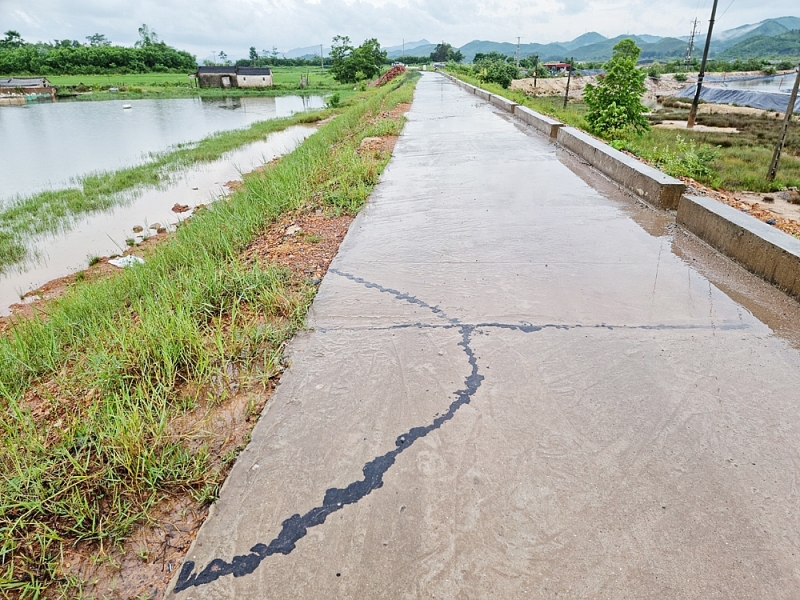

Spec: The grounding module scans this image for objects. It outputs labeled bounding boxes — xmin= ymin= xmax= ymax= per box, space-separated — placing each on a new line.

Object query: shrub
xmin=674 ymin=72 xmax=687 ymax=82
xmin=584 ymin=39 xmax=649 ymax=137
xmin=474 ymin=57 xmax=518 ymax=88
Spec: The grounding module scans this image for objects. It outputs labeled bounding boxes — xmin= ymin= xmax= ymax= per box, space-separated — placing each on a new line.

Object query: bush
xmin=584 ymin=39 xmax=649 ymax=137
xmin=474 ymin=57 xmax=518 ymax=88
xmin=674 ymin=72 xmax=687 ymax=82
xmin=326 ymin=92 xmax=341 ymax=108
xmin=330 ymin=36 xmax=386 ymax=83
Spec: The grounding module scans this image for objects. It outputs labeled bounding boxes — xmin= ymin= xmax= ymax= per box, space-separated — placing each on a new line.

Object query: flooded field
xmin=707 ymin=72 xmax=798 ymax=94
xmin=0 ymin=125 xmax=315 ymax=315
xmin=0 ymin=95 xmax=325 ymax=203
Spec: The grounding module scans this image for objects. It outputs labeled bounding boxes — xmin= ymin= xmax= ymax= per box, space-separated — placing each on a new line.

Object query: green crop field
xmin=48 ymin=67 xmax=345 ymax=93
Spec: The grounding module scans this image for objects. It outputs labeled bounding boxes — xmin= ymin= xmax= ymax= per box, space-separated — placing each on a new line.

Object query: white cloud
xmin=0 ymin=0 xmax=797 ymax=59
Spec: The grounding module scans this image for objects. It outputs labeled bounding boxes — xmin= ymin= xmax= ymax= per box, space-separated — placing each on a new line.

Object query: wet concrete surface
xmin=0 ymin=126 xmax=314 ymax=315
xmin=167 ymin=73 xmax=800 ymax=598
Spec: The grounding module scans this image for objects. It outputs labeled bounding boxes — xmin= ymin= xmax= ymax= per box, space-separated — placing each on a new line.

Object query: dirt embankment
xmin=511 ymin=73 xmax=691 ymax=103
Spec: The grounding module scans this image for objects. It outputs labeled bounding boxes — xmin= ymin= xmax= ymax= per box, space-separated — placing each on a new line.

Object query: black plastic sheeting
xmin=676 ymin=84 xmax=800 ymax=113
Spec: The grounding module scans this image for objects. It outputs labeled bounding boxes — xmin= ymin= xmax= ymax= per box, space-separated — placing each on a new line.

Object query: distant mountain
xmin=688 ymin=16 xmax=800 ymax=52
xmin=284 ymin=45 xmax=327 ymax=59
xmin=561 ymin=32 xmax=606 ymax=51
xmin=637 ymin=34 xmax=664 ymax=44
xmin=386 ymin=43 xmax=438 ymax=59
xmin=383 ymin=39 xmax=430 ymax=54
xmin=718 ymin=30 xmax=800 ymax=59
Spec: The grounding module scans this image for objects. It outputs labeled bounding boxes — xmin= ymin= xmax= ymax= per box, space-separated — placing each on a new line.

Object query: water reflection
xmin=0 ymin=125 xmax=316 ymax=315
xmin=0 ymin=95 xmax=325 ymax=204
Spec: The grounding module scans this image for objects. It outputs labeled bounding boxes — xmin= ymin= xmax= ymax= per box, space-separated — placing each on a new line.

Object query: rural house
xmin=195 ymin=66 xmax=273 ymax=89
xmin=0 ymin=77 xmax=55 ymax=104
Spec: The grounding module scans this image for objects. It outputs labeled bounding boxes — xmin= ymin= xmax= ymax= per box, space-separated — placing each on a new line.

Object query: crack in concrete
xmin=173 ymin=268 xmax=752 ymax=593
xmin=173 ymin=274 xmax=480 ymax=593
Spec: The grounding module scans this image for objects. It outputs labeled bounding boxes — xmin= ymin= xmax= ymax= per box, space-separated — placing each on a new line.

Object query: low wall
xmin=439 ymin=71 xmax=800 ymax=304
xmin=489 ymin=94 xmax=517 ymax=112
xmin=556 ymin=127 xmax=686 ymax=210
xmin=440 ymin=72 xmax=685 ymax=210
xmin=514 ymin=106 xmax=563 ymax=139
xmin=677 ymin=195 xmax=800 ymax=301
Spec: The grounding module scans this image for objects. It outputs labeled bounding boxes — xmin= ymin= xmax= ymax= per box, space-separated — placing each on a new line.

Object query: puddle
xmin=0 ymin=125 xmax=315 ymax=316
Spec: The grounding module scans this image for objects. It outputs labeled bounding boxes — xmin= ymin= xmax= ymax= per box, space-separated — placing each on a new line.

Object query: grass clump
xmin=0 ymin=72 xmax=418 ymax=597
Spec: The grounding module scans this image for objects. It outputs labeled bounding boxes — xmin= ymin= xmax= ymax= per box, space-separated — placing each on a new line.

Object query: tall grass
xmin=0 ymin=110 xmax=332 ymax=272
xmin=0 ymin=73 xmax=417 ymax=597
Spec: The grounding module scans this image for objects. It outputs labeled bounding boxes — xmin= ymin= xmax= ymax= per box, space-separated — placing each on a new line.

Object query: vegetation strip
xmin=0 ymin=109 xmax=334 ymax=271
xmin=0 ymin=72 xmax=417 ymax=598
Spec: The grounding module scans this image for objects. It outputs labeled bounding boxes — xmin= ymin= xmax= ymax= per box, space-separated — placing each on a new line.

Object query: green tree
xmin=473 ymin=54 xmax=518 ymax=88
xmin=249 ymin=46 xmax=258 ymax=61
xmin=0 ymin=30 xmax=25 ymax=49
xmin=86 ymin=33 xmax=111 ymax=47
xmin=583 ymin=39 xmax=649 ymax=137
xmin=430 ymin=42 xmax=463 ymax=63
xmin=330 ymin=36 xmax=386 ymax=83
xmin=135 ymin=24 xmax=159 ymax=48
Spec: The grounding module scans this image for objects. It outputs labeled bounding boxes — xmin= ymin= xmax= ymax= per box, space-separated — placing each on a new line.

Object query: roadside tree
xmin=430 ymin=42 xmax=463 ymax=63
xmin=330 ymin=36 xmax=387 ymax=83
xmin=583 ymin=39 xmax=649 ymax=137
xmin=473 ymin=53 xmax=518 ymax=88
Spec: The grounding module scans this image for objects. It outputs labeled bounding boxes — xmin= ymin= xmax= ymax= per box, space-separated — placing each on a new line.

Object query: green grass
xmin=48 ymin=67 xmax=354 ymax=101
xmin=446 ymin=69 xmax=800 ymax=192
xmin=0 ymin=72 xmax=418 ymax=597
xmin=0 ymin=108 xmax=339 ymax=272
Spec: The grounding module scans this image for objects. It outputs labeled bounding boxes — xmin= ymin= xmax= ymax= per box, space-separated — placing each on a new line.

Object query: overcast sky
xmin=2 ymin=0 xmax=797 ymax=59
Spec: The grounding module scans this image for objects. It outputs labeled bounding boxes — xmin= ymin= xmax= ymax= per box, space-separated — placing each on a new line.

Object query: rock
xmin=311 ymin=278 xmax=321 ymax=285
xmin=149 ymin=223 xmax=161 ymax=230
xmin=132 ymin=225 xmax=143 ymax=233
xmin=766 ymin=219 xmax=777 ymax=225
xmin=286 ymin=225 xmax=302 ymax=236
xmin=157 ymin=227 xmax=167 ymax=234
xmin=763 ymin=196 xmax=775 ymax=203
xmin=172 ymin=203 xmax=191 ymax=213
xmin=777 ymin=189 xmax=800 ymax=205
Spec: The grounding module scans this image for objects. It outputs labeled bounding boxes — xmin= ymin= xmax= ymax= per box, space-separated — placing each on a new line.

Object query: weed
xmin=125 ymin=238 xmax=135 ymax=247
xmin=88 ymin=255 xmax=100 ymax=267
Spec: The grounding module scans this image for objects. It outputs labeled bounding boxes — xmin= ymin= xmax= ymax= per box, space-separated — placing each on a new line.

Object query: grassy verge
xmin=0 ymin=71 xmax=417 ymax=597
xmin=48 ymin=68 xmax=355 ymax=101
xmin=446 ymin=69 xmax=800 ymax=192
xmin=0 ymin=107 xmax=337 ymax=271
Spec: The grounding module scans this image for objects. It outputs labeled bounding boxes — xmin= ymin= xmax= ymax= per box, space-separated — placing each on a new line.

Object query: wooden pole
xmin=534 ymin=55 xmax=538 ymax=88
xmin=767 ymin=65 xmax=800 ymax=182
xmin=687 ymin=0 xmax=719 ymax=129
xmin=563 ymin=62 xmax=572 ymax=109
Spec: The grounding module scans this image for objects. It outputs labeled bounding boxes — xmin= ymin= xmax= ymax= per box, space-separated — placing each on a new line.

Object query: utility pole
xmin=534 ymin=55 xmax=539 ymax=88
xmin=767 ymin=63 xmax=800 ymax=182
xmin=685 ymin=18 xmax=698 ymax=68
xmin=687 ymin=0 xmax=719 ymax=129
xmin=320 ymin=44 xmax=324 ymax=70
xmin=516 ymin=37 xmax=521 ymax=68
xmin=402 ymin=39 xmax=405 ymax=59
xmin=563 ymin=60 xmax=572 ymax=109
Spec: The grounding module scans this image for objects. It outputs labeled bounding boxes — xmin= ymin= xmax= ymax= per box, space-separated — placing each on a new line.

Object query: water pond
xmin=0 ymin=125 xmax=316 ymax=315
xmin=0 ymin=95 xmax=325 ymax=204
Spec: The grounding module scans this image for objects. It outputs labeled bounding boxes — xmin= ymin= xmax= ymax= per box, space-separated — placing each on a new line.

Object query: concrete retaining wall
xmin=490 ymin=94 xmax=518 ymax=112
xmin=556 ymin=127 xmax=686 ymax=210
xmin=439 ymin=73 xmax=685 ymax=210
xmin=677 ymin=195 xmax=800 ymax=301
xmin=514 ymin=106 xmax=563 ymax=140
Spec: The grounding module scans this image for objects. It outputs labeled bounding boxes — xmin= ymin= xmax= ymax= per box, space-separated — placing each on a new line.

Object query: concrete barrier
xmin=489 ymin=94 xmax=518 ymax=112
xmin=677 ymin=195 xmax=800 ymax=301
xmin=556 ymin=127 xmax=686 ymax=210
xmin=514 ymin=106 xmax=563 ymax=140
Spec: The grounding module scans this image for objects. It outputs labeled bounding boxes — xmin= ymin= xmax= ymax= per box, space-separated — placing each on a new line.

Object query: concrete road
xmin=168 ymin=73 xmax=800 ymax=599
